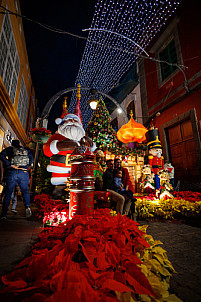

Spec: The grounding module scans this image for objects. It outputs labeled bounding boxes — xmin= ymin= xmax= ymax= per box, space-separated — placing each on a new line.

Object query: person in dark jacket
xmin=0 ymin=140 xmax=34 ymax=219
xmin=102 ymin=159 xmax=125 ymax=214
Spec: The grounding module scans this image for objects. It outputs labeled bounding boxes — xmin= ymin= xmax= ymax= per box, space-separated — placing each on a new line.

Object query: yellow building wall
xmin=0 ymin=0 xmax=37 ymax=146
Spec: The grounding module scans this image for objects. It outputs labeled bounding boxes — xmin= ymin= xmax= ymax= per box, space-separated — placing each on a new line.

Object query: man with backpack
xmin=0 ymin=140 xmax=34 ymax=220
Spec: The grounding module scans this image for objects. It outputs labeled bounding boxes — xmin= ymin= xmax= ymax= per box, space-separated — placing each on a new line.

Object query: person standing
xmin=0 ymin=140 xmax=34 ymax=220
xmin=102 ymin=159 xmax=125 ymax=215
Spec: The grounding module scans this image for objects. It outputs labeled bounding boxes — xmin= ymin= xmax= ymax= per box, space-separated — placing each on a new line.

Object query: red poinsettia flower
xmin=1 ymin=201 xmax=156 ymax=301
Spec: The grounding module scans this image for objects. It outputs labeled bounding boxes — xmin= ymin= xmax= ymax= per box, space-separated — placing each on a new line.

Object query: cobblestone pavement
xmin=138 ymin=220 xmax=201 ymax=302
xmin=0 ymin=199 xmax=42 ymax=290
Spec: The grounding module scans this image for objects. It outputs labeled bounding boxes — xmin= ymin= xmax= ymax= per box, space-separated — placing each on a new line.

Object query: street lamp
xmin=88 ymin=88 xmax=98 ymax=110
xmin=88 ymin=99 xmax=98 ymax=110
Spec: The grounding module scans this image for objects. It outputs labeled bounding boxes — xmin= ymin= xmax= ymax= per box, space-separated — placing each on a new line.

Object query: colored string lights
xmin=69 ymin=0 xmax=181 ymax=129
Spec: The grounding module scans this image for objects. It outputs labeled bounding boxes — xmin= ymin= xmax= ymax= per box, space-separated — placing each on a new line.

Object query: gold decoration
xmin=76 ymin=84 xmax=81 ymax=100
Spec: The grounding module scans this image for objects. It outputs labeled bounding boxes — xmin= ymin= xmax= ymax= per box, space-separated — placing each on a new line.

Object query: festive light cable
xmin=69 ymin=0 xmax=182 ymax=128
xmin=1 ymin=2 xmax=184 ymax=128
xmin=1 ymin=3 xmax=182 ymax=128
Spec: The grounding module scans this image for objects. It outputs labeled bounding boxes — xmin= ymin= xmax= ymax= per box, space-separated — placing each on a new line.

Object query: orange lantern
xmin=117 ymin=112 xmax=148 ymax=143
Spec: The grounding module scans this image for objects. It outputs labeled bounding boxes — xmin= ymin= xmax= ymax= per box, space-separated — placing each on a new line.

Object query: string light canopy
xmin=68 ymin=0 xmax=181 ymax=129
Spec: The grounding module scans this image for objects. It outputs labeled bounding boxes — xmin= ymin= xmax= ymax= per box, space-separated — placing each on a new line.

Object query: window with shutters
xmin=0 ymin=13 xmax=20 ymax=103
xmin=17 ymin=76 xmax=29 ymax=129
xmin=159 ymin=39 xmax=177 ymax=81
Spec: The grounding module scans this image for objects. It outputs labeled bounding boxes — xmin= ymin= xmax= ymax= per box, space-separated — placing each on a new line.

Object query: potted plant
xmin=30 ymin=127 xmax=52 ymax=144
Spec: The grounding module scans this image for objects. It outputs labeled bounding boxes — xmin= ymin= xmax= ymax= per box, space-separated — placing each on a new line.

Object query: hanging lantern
xmin=117 ymin=111 xmax=148 ymax=143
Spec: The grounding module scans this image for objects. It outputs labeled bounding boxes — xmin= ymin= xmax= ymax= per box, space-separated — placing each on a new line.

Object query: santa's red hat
xmin=73 ymin=98 xmax=82 ymax=125
xmin=55 ymin=98 xmax=82 ymax=126
xmin=55 ymin=86 xmax=83 ymax=126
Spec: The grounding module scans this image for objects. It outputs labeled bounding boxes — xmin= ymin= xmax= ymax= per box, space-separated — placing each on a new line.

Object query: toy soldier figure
xmin=145 ymin=128 xmax=164 ymax=190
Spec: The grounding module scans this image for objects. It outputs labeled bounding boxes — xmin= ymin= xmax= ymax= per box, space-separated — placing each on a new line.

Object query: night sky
xmin=19 ymin=0 xmax=97 ymax=131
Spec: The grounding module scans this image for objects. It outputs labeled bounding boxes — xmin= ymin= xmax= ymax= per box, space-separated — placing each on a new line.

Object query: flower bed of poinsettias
xmin=0 ymin=209 xmax=181 ymax=302
xmin=172 ymin=191 xmax=201 ymax=202
xmin=135 ymin=195 xmax=201 ymax=222
xmin=34 ymin=194 xmax=69 ymax=226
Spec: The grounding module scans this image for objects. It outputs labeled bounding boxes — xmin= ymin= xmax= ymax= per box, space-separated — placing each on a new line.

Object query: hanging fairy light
xmin=68 ymin=0 xmax=181 ymax=129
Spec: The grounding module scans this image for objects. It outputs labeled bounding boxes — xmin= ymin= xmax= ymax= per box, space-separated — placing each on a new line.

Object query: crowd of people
xmin=0 ymin=137 xmax=137 ymax=221
xmin=0 ymin=136 xmax=173 ymax=222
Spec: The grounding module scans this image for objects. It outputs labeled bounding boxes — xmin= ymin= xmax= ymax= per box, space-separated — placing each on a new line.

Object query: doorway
xmin=167 ymin=119 xmax=200 ymax=181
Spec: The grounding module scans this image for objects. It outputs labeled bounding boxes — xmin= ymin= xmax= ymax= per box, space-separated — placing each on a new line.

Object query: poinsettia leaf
xmin=80 ymin=242 xmax=97 ymax=263
xmin=125 ymin=271 xmax=155 ymax=296
xmin=102 ymin=278 xmax=133 ymax=293
xmin=82 ymin=230 xmax=99 ymax=240
xmin=135 ymin=237 xmax=150 ymax=248
xmin=1 ymin=267 xmax=27 ymax=285
xmin=121 ymin=255 xmax=142 ymax=265
xmin=112 ymin=233 xmax=126 ymax=248
xmin=125 ymin=267 xmax=155 ymax=297
xmin=105 ymin=242 xmax=121 ymax=266
xmin=151 ymin=259 xmax=172 ymax=277
xmin=64 ymin=234 xmax=80 ymax=255
xmin=96 ymin=251 xmax=111 ymax=269
xmin=0 ymin=278 xmax=27 ymax=290
xmin=74 ymin=225 xmax=83 ymax=238
xmin=114 ymin=271 xmax=127 ymax=285
xmin=14 ymin=256 xmax=33 ymax=269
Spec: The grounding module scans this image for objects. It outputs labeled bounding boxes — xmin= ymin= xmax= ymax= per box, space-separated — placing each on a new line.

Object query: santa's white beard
xmin=58 ymin=122 xmax=85 ymax=141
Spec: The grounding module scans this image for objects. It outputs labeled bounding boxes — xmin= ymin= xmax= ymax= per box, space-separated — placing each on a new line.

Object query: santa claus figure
xmin=145 ymin=128 xmax=164 ymax=190
xmin=43 ymin=97 xmax=94 ymax=192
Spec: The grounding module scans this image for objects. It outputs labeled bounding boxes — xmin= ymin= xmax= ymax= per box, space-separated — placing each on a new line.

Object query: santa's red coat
xmin=43 ymin=133 xmax=74 ymax=185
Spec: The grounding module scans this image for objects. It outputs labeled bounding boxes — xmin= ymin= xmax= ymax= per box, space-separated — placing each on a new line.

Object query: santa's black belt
xmin=152 ymin=165 xmax=162 ymax=168
xmin=51 ymin=154 xmax=66 ymax=164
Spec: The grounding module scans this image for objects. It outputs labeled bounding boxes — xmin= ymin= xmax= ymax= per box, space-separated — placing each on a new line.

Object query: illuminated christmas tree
xmin=86 ymin=98 xmax=145 ymax=157
xmin=86 ymin=98 xmax=118 ymax=151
